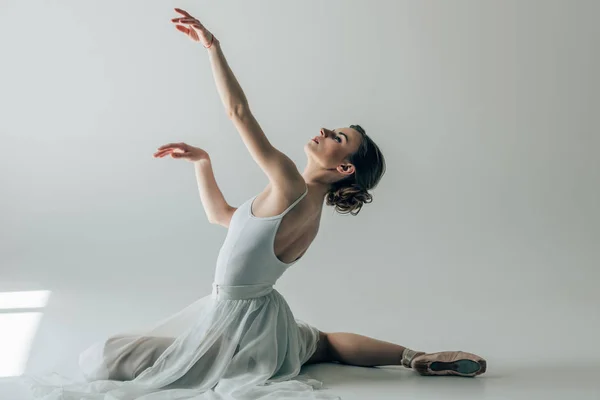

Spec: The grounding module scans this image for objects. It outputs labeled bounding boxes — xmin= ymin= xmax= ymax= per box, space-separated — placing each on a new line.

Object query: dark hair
xmin=325 ymin=124 xmax=386 ymax=216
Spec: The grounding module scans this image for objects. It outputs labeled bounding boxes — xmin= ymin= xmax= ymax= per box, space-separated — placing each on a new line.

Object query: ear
xmin=336 ymin=163 xmax=355 ymax=176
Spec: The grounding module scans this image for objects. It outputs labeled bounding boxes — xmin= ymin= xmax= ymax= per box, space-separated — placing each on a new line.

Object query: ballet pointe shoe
xmin=401 ymin=348 xmax=487 ymax=377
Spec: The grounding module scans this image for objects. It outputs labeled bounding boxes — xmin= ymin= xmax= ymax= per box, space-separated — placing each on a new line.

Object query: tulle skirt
xmin=18 ymin=282 xmax=341 ymax=400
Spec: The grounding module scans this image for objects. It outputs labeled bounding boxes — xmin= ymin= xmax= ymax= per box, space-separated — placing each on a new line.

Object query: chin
xmin=303 ymin=143 xmax=314 ymax=155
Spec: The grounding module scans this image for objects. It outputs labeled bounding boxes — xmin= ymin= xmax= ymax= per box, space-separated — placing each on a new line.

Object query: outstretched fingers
xmin=172 ymin=18 xmax=204 ymax=31
xmin=170 ymin=151 xmax=191 ymax=158
xmin=154 ymin=149 xmax=189 ymax=158
xmin=173 ymin=8 xmax=193 ymax=18
xmin=171 ymin=8 xmax=204 ymax=29
xmin=171 ymin=17 xmax=198 ymax=24
xmin=171 ymin=8 xmax=213 ymax=45
xmin=154 ymin=143 xmax=185 ymax=157
xmin=175 ymin=25 xmax=191 ymax=35
xmin=157 ymin=142 xmax=186 ymax=151
xmin=172 ymin=18 xmax=202 ymax=40
xmin=153 ymin=149 xmax=172 ymax=158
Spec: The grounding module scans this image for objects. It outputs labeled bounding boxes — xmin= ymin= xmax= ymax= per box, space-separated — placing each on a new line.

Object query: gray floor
xmin=3 ymin=361 xmax=599 ymax=399
xmin=301 ymin=362 xmax=600 ymax=400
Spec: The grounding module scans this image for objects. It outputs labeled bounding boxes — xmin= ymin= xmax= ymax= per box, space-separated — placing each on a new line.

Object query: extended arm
xmin=172 ymin=9 xmax=304 ymax=192
xmin=206 ymin=39 xmax=248 ymax=115
xmin=206 ymin=40 xmax=304 ymax=191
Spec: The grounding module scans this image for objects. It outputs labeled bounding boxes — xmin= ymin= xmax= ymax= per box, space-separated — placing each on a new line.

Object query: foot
xmin=406 ymin=350 xmax=487 ymax=377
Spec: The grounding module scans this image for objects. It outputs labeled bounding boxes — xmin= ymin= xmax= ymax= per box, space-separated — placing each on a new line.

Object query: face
xmin=305 ymin=127 xmax=363 ymax=177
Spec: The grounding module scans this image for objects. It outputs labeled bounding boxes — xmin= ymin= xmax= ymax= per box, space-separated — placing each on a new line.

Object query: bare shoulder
xmin=269 ymin=149 xmax=305 ymax=192
xmin=251 ymin=179 xmax=309 ymax=219
xmin=217 ymin=174 xmax=308 ymax=229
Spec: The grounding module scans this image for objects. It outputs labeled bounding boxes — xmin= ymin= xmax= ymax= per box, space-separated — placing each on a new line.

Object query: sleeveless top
xmin=213 ymin=185 xmax=309 ymax=288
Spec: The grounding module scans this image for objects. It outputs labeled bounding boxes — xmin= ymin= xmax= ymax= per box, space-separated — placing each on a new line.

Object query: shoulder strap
xmin=279 ymin=184 xmax=308 ymax=217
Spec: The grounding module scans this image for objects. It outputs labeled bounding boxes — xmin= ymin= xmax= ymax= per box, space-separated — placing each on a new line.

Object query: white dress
xmin=19 ymin=186 xmax=341 ymax=400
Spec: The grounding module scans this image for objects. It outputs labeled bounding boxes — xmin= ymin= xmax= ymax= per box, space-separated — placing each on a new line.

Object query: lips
xmin=312 ymin=137 xmax=319 ymax=144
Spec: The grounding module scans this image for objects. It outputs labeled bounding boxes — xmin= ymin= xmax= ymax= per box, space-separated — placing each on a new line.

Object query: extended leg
xmin=305 ymin=331 xmax=411 ymax=367
xmin=305 ymin=331 xmax=486 ymax=377
xmin=327 ymin=332 xmax=408 ymax=367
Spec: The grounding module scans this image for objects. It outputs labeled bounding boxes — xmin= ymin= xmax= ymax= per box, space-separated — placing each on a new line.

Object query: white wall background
xmin=1 ymin=0 xmax=599 ymax=394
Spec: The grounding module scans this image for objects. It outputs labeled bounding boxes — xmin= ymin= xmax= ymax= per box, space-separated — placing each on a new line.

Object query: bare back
xmin=249 ymin=183 xmax=321 ymax=264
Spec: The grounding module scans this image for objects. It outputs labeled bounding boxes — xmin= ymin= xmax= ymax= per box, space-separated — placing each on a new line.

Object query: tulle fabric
xmin=17 ymin=283 xmax=340 ymax=400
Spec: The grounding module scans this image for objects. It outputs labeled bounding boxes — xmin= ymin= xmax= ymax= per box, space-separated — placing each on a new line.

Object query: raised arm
xmin=171 ymin=9 xmax=304 ymax=193
xmin=206 ymin=36 xmax=247 ymax=116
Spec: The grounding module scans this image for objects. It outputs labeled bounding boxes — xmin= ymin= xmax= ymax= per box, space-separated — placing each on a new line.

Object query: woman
xmin=23 ymin=7 xmax=486 ymax=400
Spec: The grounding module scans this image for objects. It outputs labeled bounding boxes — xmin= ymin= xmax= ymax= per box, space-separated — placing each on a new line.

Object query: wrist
xmin=194 ymin=156 xmax=211 ymax=165
xmin=204 ymin=34 xmax=218 ymax=49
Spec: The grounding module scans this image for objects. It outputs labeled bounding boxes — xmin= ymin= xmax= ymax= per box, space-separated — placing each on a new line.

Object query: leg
xmin=101 ymin=335 xmax=232 ymax=382
xmin=305 ymin=331 xmax=408 ymax=367
xmin=103 ymin=335 xmax=175 ymax=381
xmin=305 ymin=331 xmax=486 ymax=377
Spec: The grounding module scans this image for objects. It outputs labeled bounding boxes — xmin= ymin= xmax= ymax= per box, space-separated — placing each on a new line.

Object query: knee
xmin=323 ymin=332 xmax=345 ymax=363
xmin=321 ymin=332 xmax=336 ymax=362
xmin=307 ymin=331 xmax=335 ymax=364
xmin=79 ymin=339 xmax=113 ymax=381
xmin=81 ymin=335 xmax=135 ymax=381
xmin=320 ymin=331 xmax=330 ymax=350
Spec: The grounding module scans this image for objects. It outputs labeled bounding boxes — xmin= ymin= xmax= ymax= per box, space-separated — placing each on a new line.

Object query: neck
xmin=301 ymin=164 xmax=335 ymax=202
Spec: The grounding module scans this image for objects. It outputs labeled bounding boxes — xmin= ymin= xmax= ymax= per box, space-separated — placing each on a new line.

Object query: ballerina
xmin=21 ymin=7 xmax=486 ymax=400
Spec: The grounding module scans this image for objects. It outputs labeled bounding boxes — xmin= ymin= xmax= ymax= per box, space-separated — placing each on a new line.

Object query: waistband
xmin=211 ymin=282 xmax=274 ymax=300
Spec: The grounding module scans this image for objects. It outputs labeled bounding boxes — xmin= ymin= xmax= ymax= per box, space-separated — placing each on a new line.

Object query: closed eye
xmin=332 ymin=130 xmax=343 ymax=143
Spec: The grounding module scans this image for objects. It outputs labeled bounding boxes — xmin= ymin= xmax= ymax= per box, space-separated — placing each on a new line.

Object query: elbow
xmin=209 ymin=217 xmax=228 ymax=228
xmin=209 ymin=206 xmax=235 ymax=228
xmin=228 ymin=104 xmax=249 ymax=119
xmin=207 ymin=213 xmax=224 ymax=226
xmin=206 ymin=212 xmax=218 ymax=225
xmin=207 ymin=215 xmax=221 ymax=225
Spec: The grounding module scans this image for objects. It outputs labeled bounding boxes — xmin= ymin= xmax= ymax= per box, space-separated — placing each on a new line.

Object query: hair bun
xmin=325 ymin=183 xmax=373 ymax=216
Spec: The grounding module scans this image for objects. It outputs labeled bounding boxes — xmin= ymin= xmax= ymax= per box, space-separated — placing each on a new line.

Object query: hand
xmin=171 ymin=8 xmax=216 ymax=48
xmin=153 ymin=142 xmax=209 ymax=163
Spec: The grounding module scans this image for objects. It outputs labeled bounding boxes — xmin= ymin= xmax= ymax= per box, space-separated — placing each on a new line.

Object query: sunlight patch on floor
xmin=0 ymin=291 xmax=51 ymax=378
